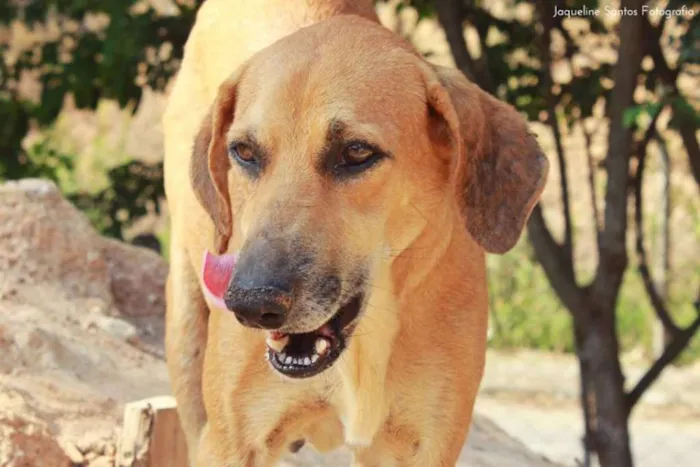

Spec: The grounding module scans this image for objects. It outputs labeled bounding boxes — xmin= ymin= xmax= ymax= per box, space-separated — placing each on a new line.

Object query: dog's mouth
xmin=201 ymin=250 xmax=364 ymax=378
xmin=265 ymin=293 xmax=363 ymax=378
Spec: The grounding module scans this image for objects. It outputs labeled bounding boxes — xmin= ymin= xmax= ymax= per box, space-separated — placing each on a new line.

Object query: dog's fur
xmin=163 ymin=1 xmax=549 ymax=465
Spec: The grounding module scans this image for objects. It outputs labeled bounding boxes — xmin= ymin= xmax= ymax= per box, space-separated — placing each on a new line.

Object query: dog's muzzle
xmin=201 ymin=250 xmax=365 ymax=378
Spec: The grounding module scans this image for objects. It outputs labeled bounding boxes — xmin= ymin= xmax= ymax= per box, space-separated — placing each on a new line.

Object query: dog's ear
xmin=190 ymin=76 xmax=241 ymax=254
xmin=419 ymin=63 xmax=549 ymax=254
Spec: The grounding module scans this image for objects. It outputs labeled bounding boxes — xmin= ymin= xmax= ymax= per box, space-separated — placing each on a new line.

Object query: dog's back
xmin=182 ymin=0 xmax=377 ymax=100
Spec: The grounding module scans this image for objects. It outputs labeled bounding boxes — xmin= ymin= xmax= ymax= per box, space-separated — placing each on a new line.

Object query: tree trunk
xmin=575 ymin=306 xmax=633 ymax=467
xmin=585 ymin=0 xmax=644 ymax=463
xmin=575 ymin=325 xmax=595 ymax=467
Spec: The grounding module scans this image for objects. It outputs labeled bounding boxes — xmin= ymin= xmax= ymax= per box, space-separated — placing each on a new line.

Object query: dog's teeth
xmin=315 ymin=338 xmax=330 ymax=355
xmin=311 ymin=354 xmax=319 ymax=363
xmin=303 ymin=357 xmax=311 ymax=365
xmin=266 ymin=334 xmax=289 ymax=352
xmin=285 ymin=355 xmax=292 ymax=364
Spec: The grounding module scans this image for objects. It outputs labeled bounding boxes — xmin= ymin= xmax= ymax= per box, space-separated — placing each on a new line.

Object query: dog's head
xmin=193 ymin=16 xmax=548 ymax=378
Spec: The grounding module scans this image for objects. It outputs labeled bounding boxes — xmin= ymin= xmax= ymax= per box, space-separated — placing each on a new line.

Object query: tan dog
xmin=163 ymin=1 xmax=548 ymax=465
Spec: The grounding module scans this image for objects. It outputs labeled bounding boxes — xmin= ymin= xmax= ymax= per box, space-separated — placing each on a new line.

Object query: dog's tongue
xmin=201 ymin=250 xmax=236 ymax=309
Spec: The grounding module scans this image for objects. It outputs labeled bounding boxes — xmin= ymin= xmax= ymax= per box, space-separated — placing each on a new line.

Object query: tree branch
xmin=463 ymin=0 xmax=494 ymax=91
xmin=433 ymin=0 xmax=482 ymax=88
xmin=626 ymin=296 xmax=700 ymax=412
xmin=626 ymin=103 xmax=700 ymax=412
xmin=583 ymin=123 xmax=601 ymax=236
xmin=527 ymin=205 xmax=588 ymax=319
xmin=642 ymin=17 xmax=676 ymax=85
xmin=642 ymin=16 xmax=700 ymax=187
xmin=632 ymin=112 xmax=681 ymax=335
xmin=679 ymin=124 xmax=700 ymax=187
xmin=461 ymin=2 xmax=526 ymax=37
xmin=535 ymin=0 xmax=574 ymax=271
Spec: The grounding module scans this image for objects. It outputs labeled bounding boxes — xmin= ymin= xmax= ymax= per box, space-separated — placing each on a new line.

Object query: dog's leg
xmin=165 ymin=242 xmax=209 ymax=466
xmin=195 ymin=424 xmax=264 ymax=467
xmin=351 ymin=427 xmax=470 ymax=467
xmin=349 ymin=386 xmax=478 ymax=467
xmin=305 ymin=416 xmax=344 ymax=453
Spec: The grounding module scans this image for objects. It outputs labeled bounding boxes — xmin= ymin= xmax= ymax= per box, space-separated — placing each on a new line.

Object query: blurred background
xmin=1 ymin=0 xmax=698 ymax=466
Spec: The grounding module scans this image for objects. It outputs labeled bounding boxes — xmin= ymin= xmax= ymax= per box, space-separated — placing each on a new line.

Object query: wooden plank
xmin=116 ymin=395 xmax=189 ymax=467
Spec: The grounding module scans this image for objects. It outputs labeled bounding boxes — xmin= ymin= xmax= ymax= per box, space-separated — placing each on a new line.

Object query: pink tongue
xmin=201 ymin=250 xmax=237 ymax=310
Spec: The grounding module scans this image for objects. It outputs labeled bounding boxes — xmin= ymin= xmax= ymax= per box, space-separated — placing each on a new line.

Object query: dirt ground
xmin=477 ymin=349 xmax=700 ymax=467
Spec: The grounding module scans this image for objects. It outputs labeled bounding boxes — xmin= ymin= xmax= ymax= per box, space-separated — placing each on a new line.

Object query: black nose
xmin=224 ymin=235 xmax=296 ymax=330
xmin=225 ymin=287 xmax=291 ymax=329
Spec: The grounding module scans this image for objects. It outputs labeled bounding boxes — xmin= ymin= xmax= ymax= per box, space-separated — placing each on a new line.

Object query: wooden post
xmin=116 ymin=396 xmax=189 ymax=467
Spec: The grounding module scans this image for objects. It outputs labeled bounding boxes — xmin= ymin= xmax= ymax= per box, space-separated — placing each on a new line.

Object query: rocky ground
xmin=0 ymin=179 xmax=561 ymax=466
xmin=0 ymin=179 xmax=170 ymax=466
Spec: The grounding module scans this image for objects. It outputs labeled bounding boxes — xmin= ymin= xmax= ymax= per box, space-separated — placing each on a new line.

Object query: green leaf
xmin=668 ymin=96 xmax=700 ymax=129
xmin=623 ymin=102 xmax=662 ymax=129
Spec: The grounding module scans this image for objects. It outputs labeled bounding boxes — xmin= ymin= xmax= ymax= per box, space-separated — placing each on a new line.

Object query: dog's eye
xmin=337 ymin=142 xmax=384 ymax=174
xmin=229 ymin=142 xmax=256 ymax=165
xmin=342 ymin=143 xmax=375 ymax=166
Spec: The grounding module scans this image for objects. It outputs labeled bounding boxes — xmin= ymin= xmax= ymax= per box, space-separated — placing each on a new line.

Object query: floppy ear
xmin=420 ymin=63 xmax=549 ymax=254
xmin=190 ymin=77 xmax=240 ymax=254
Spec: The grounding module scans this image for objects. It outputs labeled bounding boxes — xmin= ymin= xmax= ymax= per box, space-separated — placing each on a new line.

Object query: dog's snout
xmin=225 ymin=235 xmax=297 ymax=330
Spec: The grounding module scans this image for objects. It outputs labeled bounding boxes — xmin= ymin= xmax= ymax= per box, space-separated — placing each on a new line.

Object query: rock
xmin=88 ymin=456 xmax=114 ymax=467
xmin=101 ymin=237 xmax=168 ymax=318
xmin=0 ymin=415 xmax=72 ymax=467
xmin=0 ymin=179 xmax=112 ymax=309
xmin=85 ymin=315 xmax=141 ymax=344
xmin=0 ymin=179 xmax=171 ymax=465
xmin=0 ymin=179 xmax=166 ymax=318
xmin=58 ymin=439 xmax=85 ymax=464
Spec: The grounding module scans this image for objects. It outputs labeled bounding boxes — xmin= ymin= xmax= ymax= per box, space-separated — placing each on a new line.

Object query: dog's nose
xmin=225 ymin=287 xmax=291 ymax=329
xmin=224 ymin=236 xmax=296 ymax=330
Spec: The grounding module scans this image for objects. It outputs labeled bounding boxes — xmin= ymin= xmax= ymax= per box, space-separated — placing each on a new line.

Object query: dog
xmin=163 ymin=1 xmax=548 ymax=465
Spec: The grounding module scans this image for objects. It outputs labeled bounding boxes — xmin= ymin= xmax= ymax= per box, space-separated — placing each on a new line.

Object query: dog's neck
xmin=392 ymin=202 xmax=479 ymax=304
xmin=332 ymin=202 xmax=485 ymax=446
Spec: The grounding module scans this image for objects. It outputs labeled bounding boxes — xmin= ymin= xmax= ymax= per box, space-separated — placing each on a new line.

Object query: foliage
xmin=3 ymin=1 xmax=698 ymax=363
xmin=487 ymin=235 xmax=700 ymax=362
xmin=0 ymin=0 xmax=201 ymax=239
xmin=487 ymin=239 xmax=576 ymax=353
xmin=69 ymin=160 xmax=164 ymax=239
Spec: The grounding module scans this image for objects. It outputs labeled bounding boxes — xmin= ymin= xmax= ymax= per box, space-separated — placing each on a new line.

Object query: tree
xmin=417 ymin=0 xmax=699 ymax=465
